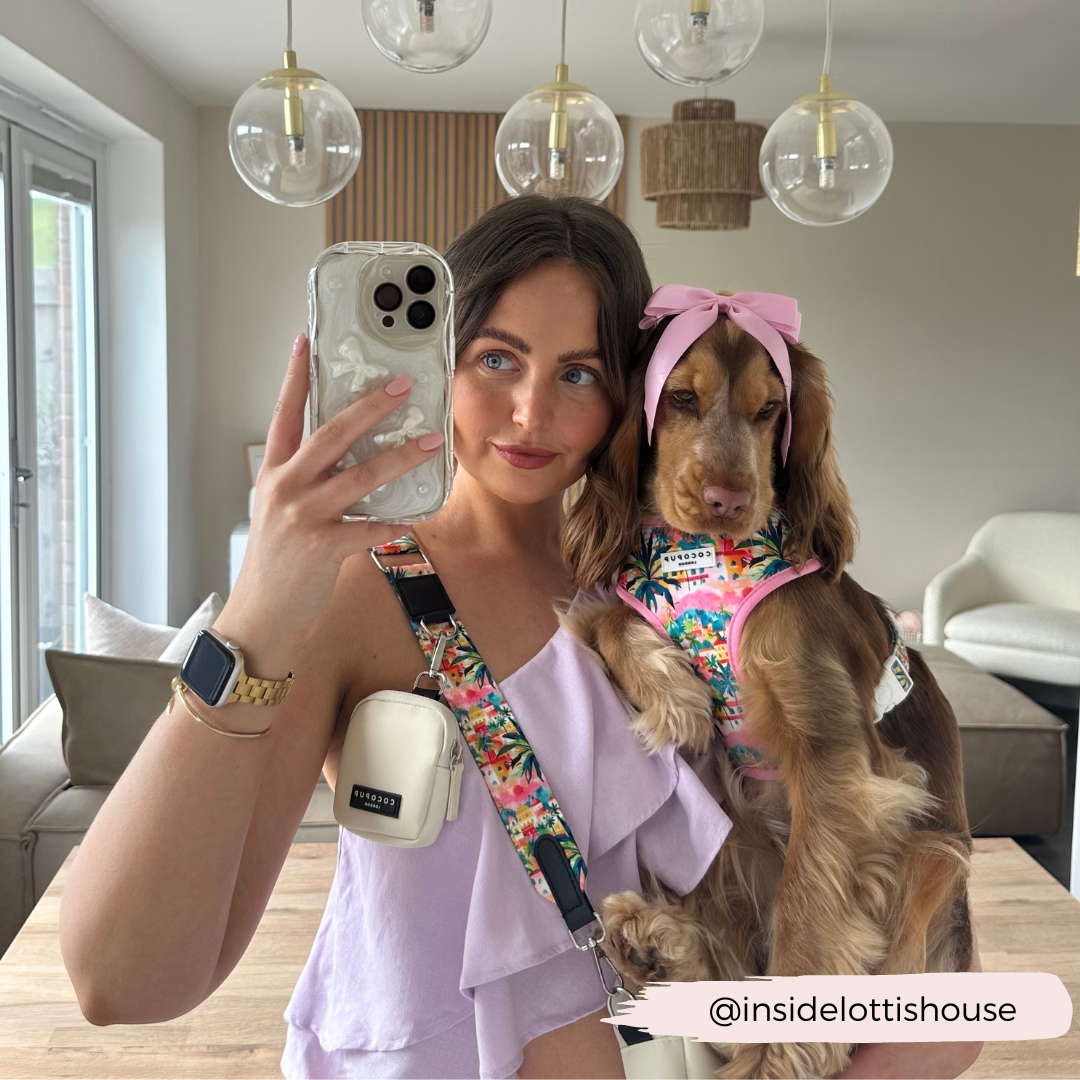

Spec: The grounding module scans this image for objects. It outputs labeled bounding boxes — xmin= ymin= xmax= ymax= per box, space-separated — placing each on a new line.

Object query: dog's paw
xmin=716 ymin=1041 xmax=851 ymax=1080
xmin=600 ymin=890 xmax=711 ymax=993
xmin=607 ymin=618 xmax=713 ymax=754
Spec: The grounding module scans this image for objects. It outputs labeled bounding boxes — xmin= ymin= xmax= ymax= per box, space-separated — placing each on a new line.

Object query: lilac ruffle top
xmin=281 ymin=610 xmax=733 ymax=1079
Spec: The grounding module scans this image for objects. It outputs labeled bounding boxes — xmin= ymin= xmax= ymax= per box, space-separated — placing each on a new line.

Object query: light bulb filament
xmin=815 ymin=75 xmax=837 ymax=192
xmin=690 ymin=0 xmax=710 ymax=45
xmin=418 ymin=0 xmax=435 ymax=34
xmin=548 ymin=62 xmax=570 ymax=181
xmin=282 ymin=49 xmax=306 ymax=168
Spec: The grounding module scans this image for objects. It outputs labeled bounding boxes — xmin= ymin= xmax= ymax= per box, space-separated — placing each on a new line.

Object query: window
xmin=0 ymin=115 xmax=100 ymax=739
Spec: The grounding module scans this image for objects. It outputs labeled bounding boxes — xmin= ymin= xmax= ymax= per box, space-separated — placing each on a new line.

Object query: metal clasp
xmin=566 ymin=915 xmax=632 ymax=1008
xmin=567 ymin=913 xmax=606 ymax=951
xmin=413 ymin=629 xmax=451 ymax=691
xmin=419 ymin=613 xmax=460 ymax=639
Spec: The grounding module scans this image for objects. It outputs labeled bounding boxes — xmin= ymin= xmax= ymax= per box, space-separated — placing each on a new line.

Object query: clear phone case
xmin=308 ymin=242 xmax=455 ymax=523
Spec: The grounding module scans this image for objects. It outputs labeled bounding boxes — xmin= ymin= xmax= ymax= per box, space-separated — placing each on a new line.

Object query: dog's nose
xmin=703 ymin=485 xmax=751 ymax=519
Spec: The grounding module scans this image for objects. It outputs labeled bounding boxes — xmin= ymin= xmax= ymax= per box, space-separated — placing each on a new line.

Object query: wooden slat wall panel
xmin=327 ymin=108 xmax=629 ymax=250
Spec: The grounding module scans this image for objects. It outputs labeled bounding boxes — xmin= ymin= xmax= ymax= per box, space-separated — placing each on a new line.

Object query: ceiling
xmin=78 ymin=0 xmax=1080 ymax=123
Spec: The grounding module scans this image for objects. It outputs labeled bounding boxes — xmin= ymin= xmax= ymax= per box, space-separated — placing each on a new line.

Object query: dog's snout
xmin=703 ymin=485 xmax=751 ymax=520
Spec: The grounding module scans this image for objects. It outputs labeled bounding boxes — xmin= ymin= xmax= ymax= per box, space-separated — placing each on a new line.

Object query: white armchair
xmin=923 ymin=512 xmax=1080 ymax=686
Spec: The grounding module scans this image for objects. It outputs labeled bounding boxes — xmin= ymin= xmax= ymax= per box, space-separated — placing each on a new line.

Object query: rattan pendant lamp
xmin=641 ymin=97 xmax=766 ymax=230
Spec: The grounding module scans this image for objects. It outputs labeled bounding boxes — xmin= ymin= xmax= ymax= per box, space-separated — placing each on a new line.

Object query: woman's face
xmin=452 ymin=261 xmax=611 ymax=505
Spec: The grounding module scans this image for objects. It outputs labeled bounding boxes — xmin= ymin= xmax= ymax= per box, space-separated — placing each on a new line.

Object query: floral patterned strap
xmin=370 ymin=537 xmax=589 ymax=906
xmin=375 ymin=536 xmax=423 ymax=557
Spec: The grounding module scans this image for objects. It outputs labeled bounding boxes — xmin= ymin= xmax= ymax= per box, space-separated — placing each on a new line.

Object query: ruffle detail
xmin=283 ymin=616 xmax=732 ymax=1074
xmin=458 ymin=626 xmax=729 ymax=991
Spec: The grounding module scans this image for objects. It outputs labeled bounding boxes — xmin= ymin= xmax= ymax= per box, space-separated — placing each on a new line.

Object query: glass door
xmin=0 ymin=122 xmax=13 ymax=742
xmin=9 ymin=127 xmax=98 ymax=720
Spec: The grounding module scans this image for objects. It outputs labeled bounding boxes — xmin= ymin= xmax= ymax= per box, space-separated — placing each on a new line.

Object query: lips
xmin=493 ymin=443 xmax=558 ymax=470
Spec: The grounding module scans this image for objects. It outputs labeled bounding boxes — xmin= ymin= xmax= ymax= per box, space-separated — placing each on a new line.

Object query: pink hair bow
xmin=639 ymin=286 xmax=802 ymax=463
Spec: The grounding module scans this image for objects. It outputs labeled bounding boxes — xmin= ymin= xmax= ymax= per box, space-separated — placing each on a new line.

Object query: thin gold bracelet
xmin=169 ymin=678 xmax=273 ymax=739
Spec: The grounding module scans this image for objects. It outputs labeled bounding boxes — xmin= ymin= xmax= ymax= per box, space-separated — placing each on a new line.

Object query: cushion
xmin=84 ymin=594 xmax=177 ymax=660
xmin=942 ymin=640 xmax=1079 ymax=687
xmin=44 ymin=651 xmax=179 ymax=787
xmin=919 ymin=645 xmax=1067 ymax=836
xmin=158 ymin=593 xmax=224 ymax=664
xmin=944 ymin=602 xmax=1080 ymax=657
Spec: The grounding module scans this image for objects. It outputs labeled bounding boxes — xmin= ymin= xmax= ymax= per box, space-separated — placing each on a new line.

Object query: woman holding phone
xmin=59 ymin=195 xmax=981 ymax=1079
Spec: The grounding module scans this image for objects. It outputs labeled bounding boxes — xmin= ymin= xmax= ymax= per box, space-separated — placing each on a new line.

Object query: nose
xmin=512 ymin=374 xmax=555 ymax=431
xmin=703 ymin=485 xmax=751 ymax=519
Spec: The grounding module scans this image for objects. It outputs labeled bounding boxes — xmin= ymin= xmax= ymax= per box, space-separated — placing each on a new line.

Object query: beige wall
xmin=0 ymin=0 xmax=199 ymax=624
xmin=195 ymin=107 xmax=324 ymax=598
xmin=195 ymin=108 xmax=1080 ymax=611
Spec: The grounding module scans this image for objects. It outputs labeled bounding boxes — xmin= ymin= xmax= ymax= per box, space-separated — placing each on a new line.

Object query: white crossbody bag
xmin=333 ymin=625 xmax=464 ymax=848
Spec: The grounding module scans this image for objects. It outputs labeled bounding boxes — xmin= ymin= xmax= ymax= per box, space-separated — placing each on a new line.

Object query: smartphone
xmin=308 ymin=242 xmax=454 ymax=523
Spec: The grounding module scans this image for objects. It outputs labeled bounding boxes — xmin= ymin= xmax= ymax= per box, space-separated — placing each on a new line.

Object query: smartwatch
xmin=179 ymin=628 xmax=294 ymax=708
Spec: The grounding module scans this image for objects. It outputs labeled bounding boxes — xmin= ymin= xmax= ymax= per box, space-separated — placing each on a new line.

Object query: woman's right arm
xmin=59 ymin=334 xmax=446 ymax=1025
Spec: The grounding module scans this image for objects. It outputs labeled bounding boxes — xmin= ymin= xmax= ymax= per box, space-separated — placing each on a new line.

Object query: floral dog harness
xmin=613 ymin=513 xmax=912 ymax=780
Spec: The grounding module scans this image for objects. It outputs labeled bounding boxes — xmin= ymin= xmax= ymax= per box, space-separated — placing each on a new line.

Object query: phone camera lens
xmin=405 ymin=265 xmax=436 ymax=295
xmin=373 ymin=283 xmax=402 ymax=311
xmin=406 ymin=300 xmax=436 ymax=330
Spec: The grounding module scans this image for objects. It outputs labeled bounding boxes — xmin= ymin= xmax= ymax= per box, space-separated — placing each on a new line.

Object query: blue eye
xmin=564 ymin=366 xmax=600 ymax=386
xmin=480 ymin=351 xmax=513 ymax=371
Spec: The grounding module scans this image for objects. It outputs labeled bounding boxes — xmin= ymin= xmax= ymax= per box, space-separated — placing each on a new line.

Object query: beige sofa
xmin=0 ymin=689 xmax=336 ymax=960
xmin=0 ymin=644 xmax=1066 ymax=961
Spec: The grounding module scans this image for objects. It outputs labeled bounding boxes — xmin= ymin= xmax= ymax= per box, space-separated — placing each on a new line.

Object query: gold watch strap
xmin=226 ymin=659 xmax=295 ymax=706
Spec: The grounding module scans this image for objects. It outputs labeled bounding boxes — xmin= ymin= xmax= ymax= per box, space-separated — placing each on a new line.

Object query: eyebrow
xmin=476 ymin=325 xmax=602 ymax=365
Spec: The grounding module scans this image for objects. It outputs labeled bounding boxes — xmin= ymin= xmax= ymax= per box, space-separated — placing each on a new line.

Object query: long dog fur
xmin=561 ymin=316 xmax=973 ymax=1079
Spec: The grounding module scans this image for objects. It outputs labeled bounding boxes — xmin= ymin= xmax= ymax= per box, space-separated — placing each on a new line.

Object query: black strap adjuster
xmin=533 ymin=834 xmax=596 ymax=933
xmin=390 ymin=572 xmax=455 ymax=625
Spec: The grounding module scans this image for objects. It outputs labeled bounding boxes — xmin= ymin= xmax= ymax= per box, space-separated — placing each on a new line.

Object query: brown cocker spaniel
xmin=561 ymin=309 xmax=973 ymax=1080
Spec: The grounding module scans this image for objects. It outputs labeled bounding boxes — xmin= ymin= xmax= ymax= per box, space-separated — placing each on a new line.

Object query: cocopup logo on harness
xmin=351 ymin=783 xmax=403 ymax=818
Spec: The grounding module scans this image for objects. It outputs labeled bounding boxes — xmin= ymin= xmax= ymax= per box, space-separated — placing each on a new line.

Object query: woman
xmin=59 ymin=195 xmax=980 ymax=1079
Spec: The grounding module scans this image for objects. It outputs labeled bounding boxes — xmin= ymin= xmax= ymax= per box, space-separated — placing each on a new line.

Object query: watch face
xmin=181 ymin=630 xmax=237 ymax=706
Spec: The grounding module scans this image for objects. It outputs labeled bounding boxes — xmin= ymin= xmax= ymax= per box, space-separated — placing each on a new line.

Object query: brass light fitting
xmin=259 ymin=50 xmax=326 ymax=168
xmin=547 ymin=63 xmax=571 ymax=179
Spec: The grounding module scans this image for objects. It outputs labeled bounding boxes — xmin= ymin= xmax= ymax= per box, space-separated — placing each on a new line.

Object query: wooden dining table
xmin=0 ymin=837 xmax=1077 ymax=1078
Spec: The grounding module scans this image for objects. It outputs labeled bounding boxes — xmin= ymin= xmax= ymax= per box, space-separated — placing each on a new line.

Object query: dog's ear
xmin=562 ymin=359 xmax=649 ymax=591
xmin=778 ymin=341 xmax=857 ymax=580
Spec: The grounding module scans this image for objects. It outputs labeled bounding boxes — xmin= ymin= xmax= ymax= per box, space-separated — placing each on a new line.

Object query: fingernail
xmin=292 ymin=332 xmax=306 ymax=357
xmin=418 ymin=433 xmax=445 ymax=452
xmin=385 ymin=375 xmax=412 ymax=397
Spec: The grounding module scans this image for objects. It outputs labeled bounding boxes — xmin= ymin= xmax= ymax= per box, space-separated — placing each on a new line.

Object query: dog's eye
xmin=670 ymin=389 xmax=697 ymax=409
xmin=757 ymin=402 xmax=779 ymax=419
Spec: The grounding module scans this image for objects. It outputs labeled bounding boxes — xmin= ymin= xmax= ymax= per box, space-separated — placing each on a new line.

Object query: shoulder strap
xmin=369 ymin=536 xmax=595 ymax=930
xmin=370 ymin=536 xmax=658 ymax=1045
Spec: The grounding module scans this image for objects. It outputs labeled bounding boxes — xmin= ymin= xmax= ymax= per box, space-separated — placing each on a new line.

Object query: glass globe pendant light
xmin=634 ymin=0 xmax=765 ymax=87
xmin=494 ymin=0 xmax=624 ymax=202
xmin=229 ymin=0 xmax=363 ymax=207
xmin=361 ymin=0 xmax=492 ymax=73
xmin=759 ymin=0 xmax=892 ymax=226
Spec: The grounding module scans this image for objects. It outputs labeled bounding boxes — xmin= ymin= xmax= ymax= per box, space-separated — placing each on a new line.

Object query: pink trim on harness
xmin=727 ymin=561 xmax=821 ymax=682
xmin=613 ymin=514 xmax=820 ymax=780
